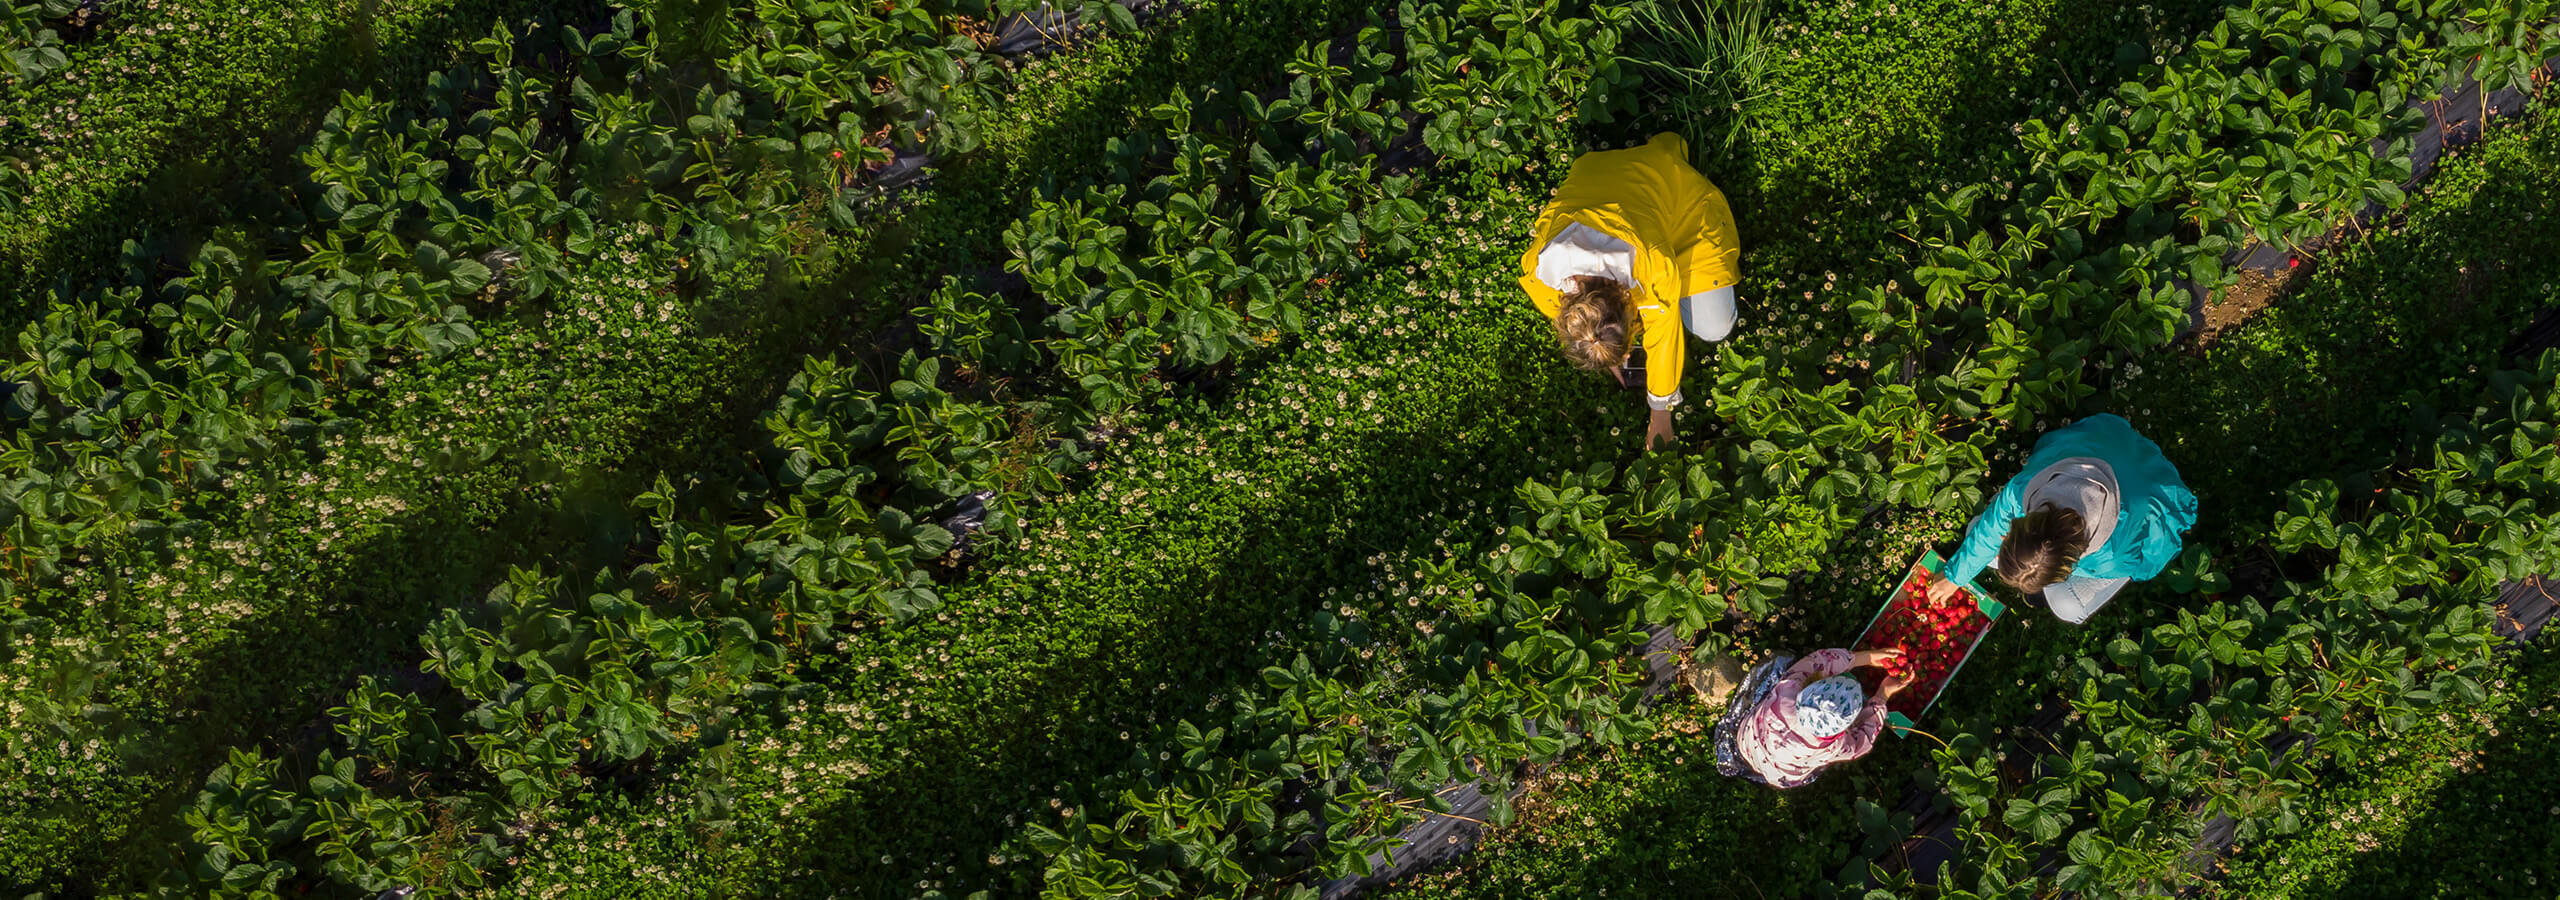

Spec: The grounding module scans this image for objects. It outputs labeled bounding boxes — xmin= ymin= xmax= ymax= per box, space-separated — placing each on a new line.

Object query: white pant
xmin=2043 ymin=575 xmax=2131 ymax=624
xmin=1681 ymin=285 xmax=1737 ymax=341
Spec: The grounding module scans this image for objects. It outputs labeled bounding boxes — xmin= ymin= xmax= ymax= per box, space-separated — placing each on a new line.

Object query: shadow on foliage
xmin=723 ymin=10 xmax=2229 ymax=882
xmin=1594 ymin=0 xmax=2239 ymax=298
xmin=9 ymin=3 xmax=650 ymax=890
xmin=1827 ymin=106 xmax=2560 ymax=894
xmin=35 ymin=0 xmax=1383 ymax=893
xmin=2260 ymin=648 xmax=2560 ymax=899
xmin=745 ymin=313 xmax=1636 ymax=896
xmin=745 ymin=3 xmax=2307 ymax=895
xmin=2112 ymin=115 xmax=2560 ymax=549
xmin=0 ymin=0 xmax=601 ymax=326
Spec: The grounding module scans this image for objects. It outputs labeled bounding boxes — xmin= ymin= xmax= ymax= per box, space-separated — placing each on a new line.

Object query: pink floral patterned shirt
xmin=1735 ymin=648 xmax=1890 ymax=788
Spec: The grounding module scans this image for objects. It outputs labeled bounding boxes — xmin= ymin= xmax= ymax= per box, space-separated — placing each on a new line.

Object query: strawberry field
xmin=3 ymin=0 xmax=2558 ymax=897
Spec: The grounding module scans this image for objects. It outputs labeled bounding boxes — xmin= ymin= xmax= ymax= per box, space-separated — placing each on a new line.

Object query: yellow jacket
xmin=1518 ymin=132 xmax=1742 ymax=402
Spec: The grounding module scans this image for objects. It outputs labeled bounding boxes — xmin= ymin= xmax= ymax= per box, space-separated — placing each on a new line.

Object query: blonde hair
xmin=1997 ymin=502 xmax=2090 ymax=594
xmin=1554 ymin=278 xmax=1633 ymax=373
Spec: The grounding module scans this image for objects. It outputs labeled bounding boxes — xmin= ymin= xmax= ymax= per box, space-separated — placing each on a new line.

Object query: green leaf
xmin=2068 ymin=829 xmax=2105 ymax=865
xmin=2106 ymin=637 xmax=2143 ymax=668
xmin=2003 ymin=798 xmax=2041 ymax=834
xmin=1101 ymin=1 xmax=1138 ymax=33
xmin=2033 ymin=810 xmax=2067 ymax=842
xmin=417 ymin=321 xmax=479 ymax=357
xmin=449 ymin=259 xmax=493 ymax=293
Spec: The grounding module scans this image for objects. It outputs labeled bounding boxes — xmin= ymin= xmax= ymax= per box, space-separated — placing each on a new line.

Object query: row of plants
xmin=1402 ymin=89 xmax=2560 ymax=899
xmin=10 ymin=0 xmax=2548 ymax=895
xmin=7 ymin=224 xmax=769 ymax=887
xmin=484 ymin=167 xmax=1676 ymax=897
xmin=0 ymin=0 xmax=539 ymax=310
xmin=1893 ymin=0 xmax=2485 ymax=422
xmin=1 ymin=0 xmax=1017 ymax=749
xmin=1900 ymin=361 xmax=2557 ymax=897
xmin=2208 ymin=646 xmax=2557 ymax=899
xmin=473 ymin=0 xmax=2560 ymax=894
xmin=1888 ymin=100 xmax=2560 ymax=897
xmin=2 ymin=0 xmax=1131 ymax=890
xmin=991 ymin=0 xmax=1637 ymax=421
xmin=96 ymin=0 xmax=1620 ymax=892
xmin=1017 ymin=0 xmax=2560 ymax=895
xmin=20 ymin=0 xmax=1517 ymax=887
xmin=5 ymin=7 xmax=2078 ymax=889
xmin=1389 ymin=507 xmax=1983 ymax=899
xmin=460 ymin=0 xmax=2160 ymax=889
xmin=271 ymin=0 xmax=1650 ymax=888
xmin=175 ymin=191 xmax=1575 ymax=897
xmin=485 ymin=0 xmax=2495 ymax=893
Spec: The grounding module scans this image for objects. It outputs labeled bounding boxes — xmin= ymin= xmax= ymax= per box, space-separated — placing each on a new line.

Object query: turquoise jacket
xmin=1945 ymin=414 xmax=2197 ymax=588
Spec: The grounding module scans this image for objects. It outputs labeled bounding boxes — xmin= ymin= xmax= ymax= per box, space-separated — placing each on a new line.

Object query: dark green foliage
xmin=5 ymin=0 xmax=2558 ymax=896
xmin=0 ymin=0 xmax=77 ymax=84
xmin=2211 ymin=647 xmax=2560 ymax=900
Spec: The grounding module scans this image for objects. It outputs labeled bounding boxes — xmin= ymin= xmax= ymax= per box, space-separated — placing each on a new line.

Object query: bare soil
xmin=2193 ymin=263 xmax=2302 ymax=349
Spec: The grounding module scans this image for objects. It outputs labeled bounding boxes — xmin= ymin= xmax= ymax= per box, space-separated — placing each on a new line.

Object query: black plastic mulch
xmin=2506 ymin=306 xmax=2560 ymax=359
xmin=1316 ymin=780 xmax=1512 ymax=899
xmin=835 ymin=1 xmax=1190 ymax=203
xmin=991 ymin=0 xmax=1187 ymax=57
xmin=2496 ymin=576 xmax=2558 ymax=646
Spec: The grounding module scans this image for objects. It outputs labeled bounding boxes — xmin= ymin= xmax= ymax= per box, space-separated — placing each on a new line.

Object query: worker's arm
xmin=1834 ymin=690 xmax=1894 ymax=757
xmin=1786 ymin=648 xmax=1856 ymax=681
xmin=1944 ymin=472 xmax=2031 ymax=587
xmin=1849 ymin=648 xmax=1906 ymax=668
xmin=1636 ymin=246 xmax=1687 ymax=438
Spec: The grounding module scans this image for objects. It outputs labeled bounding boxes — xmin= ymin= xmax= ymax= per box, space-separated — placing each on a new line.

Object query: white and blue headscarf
xmin=1793 ymin=675 xmax=1866 ymax=739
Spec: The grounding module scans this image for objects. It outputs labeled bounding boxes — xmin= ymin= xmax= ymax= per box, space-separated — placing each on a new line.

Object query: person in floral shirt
xmin=1714 ymin=648 xmax=1911 ymax=788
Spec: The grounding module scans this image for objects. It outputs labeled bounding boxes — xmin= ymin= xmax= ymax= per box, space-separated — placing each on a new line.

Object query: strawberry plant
xmin=1399 ymin=0 xmax=1641 ymax=170
xmin=10 ymin=0 xmax=2560 ymax=896
xmin=2434 ymin=0 xmax=2560 ymax=128
xmin=0 ymin=0 xmax=73 ymax=84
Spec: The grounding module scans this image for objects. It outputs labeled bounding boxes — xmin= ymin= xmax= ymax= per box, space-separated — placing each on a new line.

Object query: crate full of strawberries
xmin=1849 ymin=549 xmax=2005 ymax=736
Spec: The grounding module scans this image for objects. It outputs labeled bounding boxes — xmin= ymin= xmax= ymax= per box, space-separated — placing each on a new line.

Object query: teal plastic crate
xmin=1849 ymin=548 xmax=2004 ymax=738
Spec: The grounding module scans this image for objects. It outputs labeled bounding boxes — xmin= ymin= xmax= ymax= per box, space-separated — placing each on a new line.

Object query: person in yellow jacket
xmin=1518 ymin=132 xmax=1743 ymax=450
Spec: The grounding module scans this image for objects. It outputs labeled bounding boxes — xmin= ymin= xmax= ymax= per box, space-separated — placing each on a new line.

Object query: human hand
xmin=1856 ymin=647 xmax=1906 ymax=668
xmin=1924 ymin=576 xmax=1961 ymax=606
xmin=1880 ymin=672 xmax=1914 ymax=696
xmin=1645 ymin=408 xmax=1675 ymax=451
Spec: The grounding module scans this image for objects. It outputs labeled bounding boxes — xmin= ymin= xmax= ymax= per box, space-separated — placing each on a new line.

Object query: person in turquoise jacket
xmin=1923 ymin=414 xmax=2198 ymax=624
